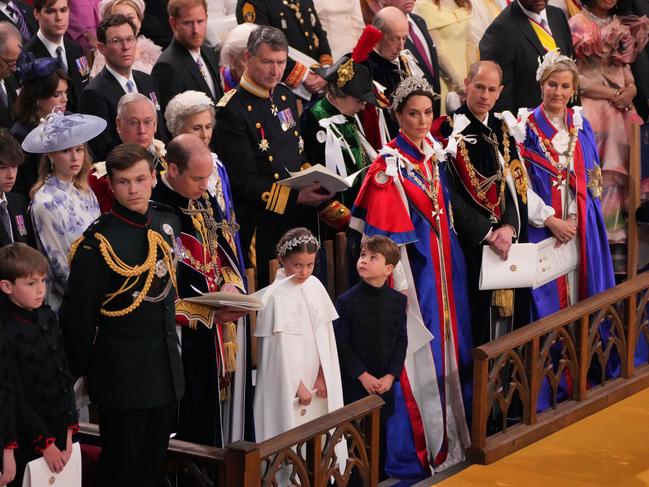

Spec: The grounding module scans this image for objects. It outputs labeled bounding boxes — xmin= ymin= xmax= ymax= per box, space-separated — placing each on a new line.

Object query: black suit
xmin=0 ymin=192 xmax=35 ymax=247
xmin=0 ymin=0 xmax=37 ymax=41
xmin=139 ymin=0 xmax=172 ymax=48
xmin=78 ymin=67 xmax=164 ymax=161
xmin=406 ymin=13 xmax=441 ymax=115
xmin=24 ymin=35 xmax=90 ymax=112
xmin=480 ymin=3 xmax=575 ymax=112
xmin=152 ymin=39 xmax=223 ymax=116
xmin=0 ymin=76 xmax=17 ymax=130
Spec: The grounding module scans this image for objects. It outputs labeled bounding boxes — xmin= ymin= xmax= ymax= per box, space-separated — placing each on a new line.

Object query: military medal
xmin=270 ymin=103 xmax=278 ymax=116
xmin=277 ymin=107 xmax=296 ymax=131
xmin=310 ymin=12 xmax=316 ymax=26
xmin=149 ymin=91 xmax=161 ymax=111
xmin=281 ymin=17 xmax=287 ymax=29
xmin=155 ymin=259 xmax=169 ymax=278
xmin=298 ymin=135 xmax=304 ymax=153
xmin=258 ymin=126 xmax=270 ymax=151
xmin=15 ymin=215 xmax=27 ymax=236
xmin=75 ymin=55 xmax=90 ymax=77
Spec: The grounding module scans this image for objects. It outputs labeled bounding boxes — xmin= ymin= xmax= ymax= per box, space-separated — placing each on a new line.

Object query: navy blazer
xmin=0 ymin=192 xmax=35 ymax=247
xmin=24 ymin=36 xmax=90 ymax=113
xmin=78 ymin=67 xmax=164 ymax=161
xmin=0 ymin=76 xmax=17 ymax=130
xmin=406 ymin=13 xmax=441 ymax=115
xmin=480 ymin=3 xmax=575 ymax=112
xmin=334 ymin=280 xmax=407 ymax=418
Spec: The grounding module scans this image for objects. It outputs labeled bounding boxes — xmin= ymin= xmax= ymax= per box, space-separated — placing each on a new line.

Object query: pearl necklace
xmin=583 ymin=7 xmax=614 ymax=27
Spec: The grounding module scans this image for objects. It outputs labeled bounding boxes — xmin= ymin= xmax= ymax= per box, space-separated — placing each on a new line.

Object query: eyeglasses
xmin=124 ymin=118 xmax=156 ymax=128
xmin=105 ymin=36 xmax=137 ymax=47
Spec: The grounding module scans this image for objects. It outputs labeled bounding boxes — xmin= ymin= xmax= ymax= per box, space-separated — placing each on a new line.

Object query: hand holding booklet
xmin=479 ymin=237 xmax=579 ymax=291
xmin=184 ymin=274 xmax=295 ymax=311
xmin=278 ymin=164 xmax=368 ymax=194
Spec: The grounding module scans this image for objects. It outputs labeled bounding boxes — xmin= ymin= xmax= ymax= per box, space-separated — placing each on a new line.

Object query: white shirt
xmin=105 ymin=64 xmax=137 ymax=94
xmin=36 ymin=30 xmax=67 ymax=70
xmin=517 ymin=0 xmax=553 ymax=35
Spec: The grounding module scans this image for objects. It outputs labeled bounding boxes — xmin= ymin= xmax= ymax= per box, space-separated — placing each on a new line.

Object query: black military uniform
xmin=214 ymin=74 xmax=316 ymax=287
xmin=236 ymin=0 xmax=333 ymax=89
xmin=432 ymin=105 xmax=531 ymax=346
xmin=1 ymin=296 xmax=77 ymax=486
xmin=60 ymin=201 xmax=184 ymax=487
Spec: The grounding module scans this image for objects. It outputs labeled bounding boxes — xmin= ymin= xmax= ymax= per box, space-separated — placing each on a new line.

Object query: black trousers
xmin=96 ymin=402 xmax=176 ymax=487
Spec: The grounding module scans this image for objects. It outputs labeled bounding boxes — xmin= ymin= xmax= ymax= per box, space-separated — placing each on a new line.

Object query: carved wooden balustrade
xmin=468 ymin=273 xmax=649 ymax=464
xmin=78 ymin=394 xmax=383 ymax=486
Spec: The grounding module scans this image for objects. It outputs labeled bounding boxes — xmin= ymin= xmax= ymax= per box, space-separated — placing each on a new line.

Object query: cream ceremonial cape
xmin=254 ymin=269 xmax=347 ymax=471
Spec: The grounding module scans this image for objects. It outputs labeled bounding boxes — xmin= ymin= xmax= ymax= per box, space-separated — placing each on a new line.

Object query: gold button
xmin=274 ymin=173 xmax=280 ymax=180
xmin=247 ymin=105 xmax=252 ymax=111
xmin=268 ymin=155 xmax=274 ymax=161
xmin=255 ymin=122 xmax=261 ymax=128
xmin=281 ymin=95 xmax=287 ymax=101
xmin=304 ymin=31 xmax=309 ymax=36
xmin=294 ymin=130 xmax=299 ymax=136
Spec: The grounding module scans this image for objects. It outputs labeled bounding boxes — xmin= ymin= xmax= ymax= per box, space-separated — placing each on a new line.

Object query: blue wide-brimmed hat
xmin=21 ymin=112 xmax=107 ymax=154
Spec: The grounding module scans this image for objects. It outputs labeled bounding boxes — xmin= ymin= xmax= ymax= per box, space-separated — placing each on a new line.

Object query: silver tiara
xmin=278 ymin=234 xmax=320 ymax=257
xmin=536 ymin=49 xmax=575 ymax=82
xmin=391 ymin=76 xmax=440 ymax=112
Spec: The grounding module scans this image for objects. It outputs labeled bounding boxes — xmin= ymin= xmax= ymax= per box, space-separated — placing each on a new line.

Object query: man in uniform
xmin=151 ymin=134 xmax=252 ymax=449
xmin=214 ymin=25 xmax=332 ymax=287
xmin=431 ymin=60 xmax=531 ymax=346
xmin=60 ymin=144 xmax=184 ymax=487
xmin=237 ymin=0 xmax=332 ymax=97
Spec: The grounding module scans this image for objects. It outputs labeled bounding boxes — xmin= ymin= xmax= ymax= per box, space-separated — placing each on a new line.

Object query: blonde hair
xmin=100 ymin=0 xmax=145 ymax=19
xmin=29 ymin=144 xmax=93 ymax=199
xmin=538 ymin=58 xmax=580 ymax=90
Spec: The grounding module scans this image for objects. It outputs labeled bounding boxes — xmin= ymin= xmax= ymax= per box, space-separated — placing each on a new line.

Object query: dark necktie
xmin=56 ymin=45 xmax=67 ymax=71
xmin=0 ymin=201 xmax=12 ymax=242
xmin=6 ymin=2 xmax=31 ymax=41
xmin=408 ymin=21 xmax=434 ymax=77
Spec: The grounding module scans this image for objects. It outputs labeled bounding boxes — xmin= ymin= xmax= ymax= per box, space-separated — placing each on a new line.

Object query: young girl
xmin=253 ymin=227 xmax=347 ymax=474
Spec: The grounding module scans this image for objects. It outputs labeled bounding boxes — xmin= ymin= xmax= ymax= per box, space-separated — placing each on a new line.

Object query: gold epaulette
xmin=217 ymin=89 xmax=237 ymax=108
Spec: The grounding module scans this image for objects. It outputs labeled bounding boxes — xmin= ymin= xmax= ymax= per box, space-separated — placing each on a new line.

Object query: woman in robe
xmin=514 ymin=52 xmax=617 ymax=409
xmin=351 ymin=76 xmax=472 ymax=479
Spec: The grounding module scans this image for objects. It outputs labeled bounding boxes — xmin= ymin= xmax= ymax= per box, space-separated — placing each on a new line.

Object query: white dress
xmin=312 ymin=0 xmax=365 ymax=60
xmin=30 ymin=175 xmax=100 ymax=311
xmin=254 ymin=268 xmax=347 ymax=479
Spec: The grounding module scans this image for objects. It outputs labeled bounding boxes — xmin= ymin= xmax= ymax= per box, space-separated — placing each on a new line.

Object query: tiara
xmin=536 ymin=49 xmax=575 ymax=82
xmin=391 ymin=76 xmax=440 ymax=112
xmin=277 ymin=234 xmax=320 ymax=257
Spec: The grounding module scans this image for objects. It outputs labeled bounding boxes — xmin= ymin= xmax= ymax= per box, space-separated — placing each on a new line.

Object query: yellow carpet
xmin=438 ymin=387 xmax=649 ymax=487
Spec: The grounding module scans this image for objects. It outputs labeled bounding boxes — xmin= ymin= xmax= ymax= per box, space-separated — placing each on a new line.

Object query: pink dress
xmin=570 ymin=12 xmax=649 ymax=273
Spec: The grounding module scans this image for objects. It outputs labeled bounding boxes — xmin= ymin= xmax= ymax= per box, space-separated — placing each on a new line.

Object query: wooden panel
xmin=268 ymin=258 xmax=280 ymax=282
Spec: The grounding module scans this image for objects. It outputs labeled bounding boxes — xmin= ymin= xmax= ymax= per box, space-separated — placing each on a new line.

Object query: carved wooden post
xmin=225 ymin=441 xmax=261 ymax=487
xmin=575 ymin=314 xmax=589 ymax=401
xmin=362 ymin=408 xmax=380 ymax=487
xmin=307 ymin=431 xmax=323 ymax=487
xmin=335 ymin=232 xmax=349 ymax=296
xmin=471 ymin=355 xmax=489 ymax=451
xmin=527 ymin=337 xmax=540 ymax=425
xmin=624 ymin=294 xmax=637 ymax=379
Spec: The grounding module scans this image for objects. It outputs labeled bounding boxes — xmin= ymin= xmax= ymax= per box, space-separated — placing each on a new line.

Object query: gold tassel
xmin=492 ymin=289 xmax=514 ymax=317
xmin=223 ymin=321 xmax=238 ymax=373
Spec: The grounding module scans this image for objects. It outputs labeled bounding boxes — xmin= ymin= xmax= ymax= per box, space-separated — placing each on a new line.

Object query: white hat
xmin=21 ymin=112 xmax=107 ymax=154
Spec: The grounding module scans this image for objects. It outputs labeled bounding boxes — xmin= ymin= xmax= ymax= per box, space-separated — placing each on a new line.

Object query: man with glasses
xmin=0 ymin=21 xmax=20 ymax=129
xmin=79 ymin=14 xmax=163 ymax=161
xmin=89 ymin=93 xmax=168 ymax=213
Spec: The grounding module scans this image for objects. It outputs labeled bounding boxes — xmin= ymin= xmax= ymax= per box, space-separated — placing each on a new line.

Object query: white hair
xmin=220 ymin=23 xmax=258 ymax=67
xmin=164 ymin=90 xmax=215 ymax=136
xmin=117 ymin=92 xmax=155 ymax=118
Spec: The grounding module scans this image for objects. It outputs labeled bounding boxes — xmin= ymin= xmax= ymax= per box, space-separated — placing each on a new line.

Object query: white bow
xmin=495 ymin=108 xmax=530 ymax=144
xmin=445 ymin=113 xmax=475 ymax=157
xmin=318 ymin=114 xmax=350 ymax=177
xmin=572 ymin=106 xmax=584 ymax=131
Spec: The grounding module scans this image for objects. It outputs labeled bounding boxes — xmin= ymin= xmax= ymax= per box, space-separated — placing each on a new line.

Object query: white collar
xmin=517 ymin=0 xmax=549 ymax=26
xmin=105 ymin=64 xmax=135 ymax=93
xmin=0 ymin=192 xmax=7 ymax=205
xmin=36 ymin=30 xmax=64 ymax=57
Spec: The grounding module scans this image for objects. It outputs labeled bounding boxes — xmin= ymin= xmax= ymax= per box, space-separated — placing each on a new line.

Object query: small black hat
xmin=321 ymin=56 xmax=377 ymax=106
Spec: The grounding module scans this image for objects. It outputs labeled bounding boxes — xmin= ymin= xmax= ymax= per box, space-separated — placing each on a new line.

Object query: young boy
xmin=0 ymin=129 xmax=34 ymax=247
xmin=333 ymin=235 xmax=408 ymax=479
xmin=0 ymin=243 xmax=77 ymax=485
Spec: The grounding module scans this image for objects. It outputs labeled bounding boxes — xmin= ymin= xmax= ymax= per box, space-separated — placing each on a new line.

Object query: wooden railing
xmin=468 ymin=273 xmax=649 ymax=464
xmin=78 ymin=395 xmax=383 ymax=486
